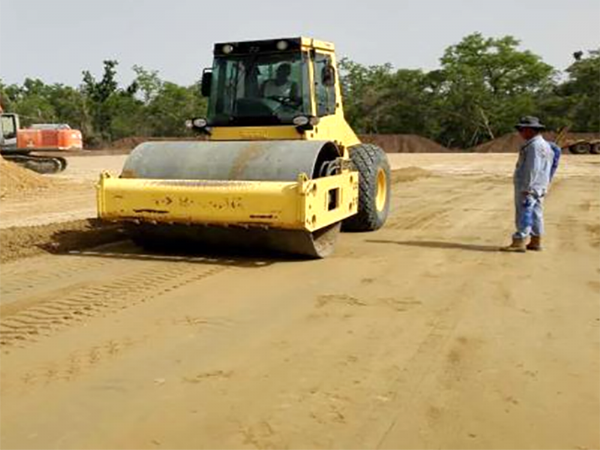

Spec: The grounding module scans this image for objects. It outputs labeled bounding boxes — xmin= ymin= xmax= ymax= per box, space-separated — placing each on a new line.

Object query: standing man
xmin=502 ymin=116 xmax=554 ymax=252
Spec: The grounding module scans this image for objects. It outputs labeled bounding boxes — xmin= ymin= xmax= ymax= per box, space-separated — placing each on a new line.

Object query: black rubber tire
xmin=342 ymin=143 xmax=391 ymax=232
xmin=569 ymin=143 xmax=591 ymax=155
xmin=590 ymin=143 xmax=600 ymax=155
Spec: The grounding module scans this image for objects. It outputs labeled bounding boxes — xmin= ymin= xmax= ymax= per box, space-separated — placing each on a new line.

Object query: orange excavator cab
xmin=17 ymin=124 xmax=83 ymax=151
xmin=0 ymin=113 xmax=82 ymax=173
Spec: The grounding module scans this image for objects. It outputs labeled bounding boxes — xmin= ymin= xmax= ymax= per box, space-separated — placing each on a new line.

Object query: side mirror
xmin=322 ymin=64 xmax=336 ymax=87
xmin=201 ymin=69 xmax=212 ymax=97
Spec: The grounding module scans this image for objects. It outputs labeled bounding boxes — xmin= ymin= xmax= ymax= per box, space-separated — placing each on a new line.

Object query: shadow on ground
xmin=367 ymin=239 xmax=500 ymax=253
xmin=54 ymin=221 xmax=305 ymax=268
xmin=67 ymin=239 xmax=295 ymax=268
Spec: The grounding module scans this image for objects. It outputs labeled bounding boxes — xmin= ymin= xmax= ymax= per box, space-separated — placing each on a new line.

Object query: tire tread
xmin=342 ymin=143 xmax=390 ymax=231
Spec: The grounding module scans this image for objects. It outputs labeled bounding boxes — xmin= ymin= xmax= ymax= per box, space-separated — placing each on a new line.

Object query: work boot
xmin=500 ymin=237 xmax=527 ymax=253
xmin=527 ymin=235 xmax=543 ymax=251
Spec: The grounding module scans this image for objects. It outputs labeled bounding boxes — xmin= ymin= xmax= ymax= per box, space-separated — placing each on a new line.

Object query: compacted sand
xmin=0 ymin=153 xmax=598 ymax=449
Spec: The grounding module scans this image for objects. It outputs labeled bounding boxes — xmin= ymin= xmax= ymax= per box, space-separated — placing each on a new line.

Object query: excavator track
xmin=2 ymin=153 xmax=67 ymax=174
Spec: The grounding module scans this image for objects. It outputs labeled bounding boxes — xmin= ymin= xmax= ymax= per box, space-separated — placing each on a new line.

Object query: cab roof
xmin=213 ymin=37 xmax=335 ymax=56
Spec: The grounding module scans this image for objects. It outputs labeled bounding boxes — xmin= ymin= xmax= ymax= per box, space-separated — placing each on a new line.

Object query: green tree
xmin=80 ymin=60 xmax=150 ymax=145
xmin=437 ymin=33 xmax=555 ymax=147
xmin=145 ymin=82 xmax=207 ymax=137
xmin=4 ymin=79 xmax=56 ymax=125
xmin=0 ymin=79 xmax=13 ymax=111
xmin=132 ymin=65 xmax=163 ymax=104
xmin=339 ymin=59 xmax=441 ymax=136
xmin=548 ymin=49 xmax=600 ymax=132
xmin=45 ymin=84 xmax=87 ymax=130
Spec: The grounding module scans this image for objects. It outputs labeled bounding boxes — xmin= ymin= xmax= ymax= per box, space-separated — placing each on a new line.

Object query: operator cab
xmin=194 ymin=38 xmax=338 ymax=130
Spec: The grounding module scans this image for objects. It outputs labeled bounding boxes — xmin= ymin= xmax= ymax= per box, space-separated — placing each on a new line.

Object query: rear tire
xmin=590 ymin=143 xmax=600 ymax=155
xmin=342 ymin=143 xmax=391 ymax=231
xmin=569 ymin=143 xmax=591 ymax=155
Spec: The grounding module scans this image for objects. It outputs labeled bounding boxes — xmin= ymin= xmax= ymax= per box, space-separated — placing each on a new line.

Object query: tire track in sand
xmin=0 ymin=261 xmax=227 ymax=348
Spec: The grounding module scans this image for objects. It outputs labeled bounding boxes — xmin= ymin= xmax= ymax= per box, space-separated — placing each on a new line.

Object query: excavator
xmin=0 ymin=108 xmax=82 ymax=173
xmin=97 ymin=37 xmax=391 ymax=258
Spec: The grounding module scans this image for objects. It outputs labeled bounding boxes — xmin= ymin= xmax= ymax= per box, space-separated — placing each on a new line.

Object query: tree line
xmin=1 ymin=33 xmax=598 ymax=149
xmin=0 ymin=63 xmax=207 ymax=147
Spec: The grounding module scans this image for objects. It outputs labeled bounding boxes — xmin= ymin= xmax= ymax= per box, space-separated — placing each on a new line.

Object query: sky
xmin=1 ymin=0 xmax=599 ymax=87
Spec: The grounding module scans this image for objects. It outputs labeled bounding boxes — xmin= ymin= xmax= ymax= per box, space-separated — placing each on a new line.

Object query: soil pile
xmin=109 ymin=136 xmax=202 ymax=150
xmin=0 ymin=159 xmax=54 ymax=198
xmin=111 ymin=135 xmax=448 ymax=153
xmin=471 ymin=133 xmax=522 ymax=153
xmin=472 ymin=132 xmax=600 ymax=153
xmin=0 ymin=219 xmax=123 ymax=263
xmin=360 ymin=134 xmax=450 ymax=153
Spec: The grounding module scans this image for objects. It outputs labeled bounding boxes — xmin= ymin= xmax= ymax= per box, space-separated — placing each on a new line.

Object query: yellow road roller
xmin=96 ymin=37 xmax=390 ymax=257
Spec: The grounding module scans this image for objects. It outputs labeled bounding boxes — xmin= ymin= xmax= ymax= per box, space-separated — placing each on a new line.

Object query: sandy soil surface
xmin=2 ymin=153 xmax=597 ymax=229
xmin=0 ymin=155 xmax=127 ymax=229
xmin=0 ymin=154 xmax=599 ymax=449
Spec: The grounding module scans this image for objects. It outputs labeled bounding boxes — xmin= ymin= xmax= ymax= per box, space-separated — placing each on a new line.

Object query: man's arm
xmin=519 ymin=144 xmax=541 ymax=195
xmin=549 ymin=142 xmax=561 ymax=180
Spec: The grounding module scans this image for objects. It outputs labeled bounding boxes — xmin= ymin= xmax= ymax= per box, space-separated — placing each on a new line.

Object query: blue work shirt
xmin=514 ymin=134 xmax=554 ymax=196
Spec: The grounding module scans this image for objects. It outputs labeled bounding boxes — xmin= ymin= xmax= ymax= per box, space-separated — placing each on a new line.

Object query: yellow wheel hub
xmin=375 ymin=168 xmax=388 ymax=212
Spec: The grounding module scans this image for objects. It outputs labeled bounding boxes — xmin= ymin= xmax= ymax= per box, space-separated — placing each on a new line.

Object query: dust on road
xmin=0 ymin=154 xmax=598 ymax=449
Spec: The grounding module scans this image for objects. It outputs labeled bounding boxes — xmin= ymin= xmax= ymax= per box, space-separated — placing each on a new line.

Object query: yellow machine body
xmin=96 ymin=37 xmax=382 ymax=257
xmin=98 ymin=171 xmax=357 ymax=232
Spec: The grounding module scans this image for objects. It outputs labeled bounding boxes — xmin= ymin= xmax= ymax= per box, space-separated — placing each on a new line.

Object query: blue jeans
xmin=513 ymin=192 xmax=544 ymax=239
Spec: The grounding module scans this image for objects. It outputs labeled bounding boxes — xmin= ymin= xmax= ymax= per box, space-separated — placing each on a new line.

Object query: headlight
xmin=276 ymin=40 xmax=288 ymax=51
xmin=193 ymin=118 xmax=208 ymax=128
xmin=293 ymin=115 xmax=310 ymax=126
xmin=293 ymin=115 xmax=320 ymax=129
xmin=184 ymin=119 xmax=193 ymax=129
xmin=222 ymin=44 xmax=234 ymax=54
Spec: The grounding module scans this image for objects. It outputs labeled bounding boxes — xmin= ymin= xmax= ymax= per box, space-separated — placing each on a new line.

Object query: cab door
xmin=308 ymin=51 xmax=359 ymax=147
xmin=312 ymin=52 xmax=337 ymax=119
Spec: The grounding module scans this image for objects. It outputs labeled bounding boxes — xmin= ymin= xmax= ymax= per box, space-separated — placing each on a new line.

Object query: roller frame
xmin=97 ymin=170 xmax=358 ymax=233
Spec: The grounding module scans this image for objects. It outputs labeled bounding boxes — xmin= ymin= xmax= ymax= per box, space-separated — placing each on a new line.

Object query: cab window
xmin=1 ymin=115 xmax=17 ymax=140
xmin=313 ymin=53 xmax=336 ymax=117
xmin=208 ymin=52 xmax=311 ymax=126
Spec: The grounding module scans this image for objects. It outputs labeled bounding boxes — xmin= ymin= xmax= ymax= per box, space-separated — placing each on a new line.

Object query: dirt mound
xmin=0 ymin=158 xmax=55 ymax=198
xmin=471 ymin=133 xmax=522 ymax=153
xmin=109 ymin=136 xmax=148 ymax=150
xmin=360 ymin=134 xmax=450 ymax=153
xmin=391 ymin=167 xmax=432 ymax=183
xmin=109 ymin=136 xmax=202 ymax=150
xmin=109 ymin=134 xmax=446 ymax=153
xmin=472 ymin=132 xmax=600 ymax=153
xmin=0 ymin=219 xmax=123 ymax=263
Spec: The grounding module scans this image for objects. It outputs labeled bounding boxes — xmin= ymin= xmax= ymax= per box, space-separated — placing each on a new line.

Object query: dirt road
xmin=1 ymin=155 xmax=599 ymax=449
